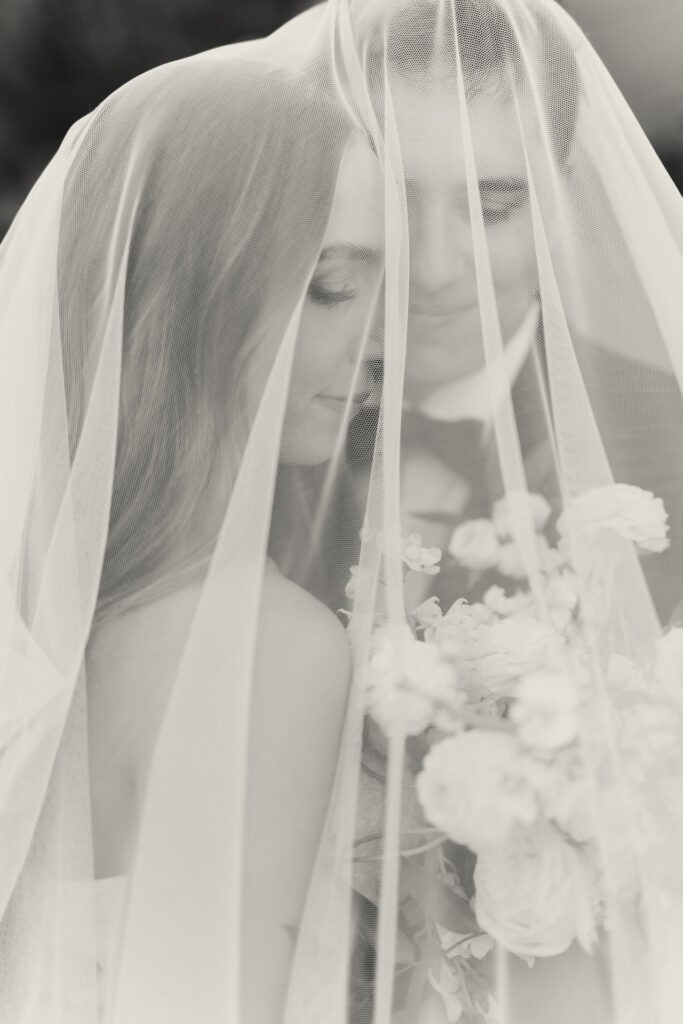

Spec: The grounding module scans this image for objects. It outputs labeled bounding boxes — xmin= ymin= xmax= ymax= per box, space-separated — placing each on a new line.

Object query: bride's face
xmin=280 ymin=136 xmax=384 ymax=464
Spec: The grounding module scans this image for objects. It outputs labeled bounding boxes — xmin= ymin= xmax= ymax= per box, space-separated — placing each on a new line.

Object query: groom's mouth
xmin=317 ymin=390 xmax=372 ymax=412
xmin=409 ymin=302 xmax=478 ymax=319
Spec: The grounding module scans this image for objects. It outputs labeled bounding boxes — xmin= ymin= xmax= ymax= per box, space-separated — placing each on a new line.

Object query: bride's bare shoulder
xmin=88 ymin=564 xmax=350 ymax=697
xmin=257 ymin=563 xmax=352 ymax=696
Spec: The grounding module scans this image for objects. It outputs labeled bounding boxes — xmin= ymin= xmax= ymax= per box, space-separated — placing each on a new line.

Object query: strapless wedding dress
xmin=93 ymin=876 xmax=128 ymax=1018
xmin=28 ymin=875 xmax=128 ymax=1021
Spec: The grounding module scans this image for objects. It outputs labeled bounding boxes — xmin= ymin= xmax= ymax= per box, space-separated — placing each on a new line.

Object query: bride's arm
xmin=241 ymin=572 xmax=351 ymax=1024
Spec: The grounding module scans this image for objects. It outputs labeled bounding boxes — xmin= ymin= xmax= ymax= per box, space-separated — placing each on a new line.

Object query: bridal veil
xmin=2 ymin=0 xmax=683 ymax=1021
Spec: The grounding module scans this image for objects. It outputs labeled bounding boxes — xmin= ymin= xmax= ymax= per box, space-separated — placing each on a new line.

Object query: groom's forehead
xmin=393 ymin=84 xmax=530 ymax=192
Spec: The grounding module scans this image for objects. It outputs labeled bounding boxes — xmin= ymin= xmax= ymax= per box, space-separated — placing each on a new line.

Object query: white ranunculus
xmin=402 ymin=532 xmax=442 ymax=575
xmin=365 ymin=625 xmax=458 ymax=736
xmin=492 ymin=491 xmax=552 ymax=539
xmin=448 ymin=519 xmax=501 ymax=571
xmin=427 ymin=599 xmax=492 ymax=659
xmin=474 ymin=822 xmax=598 ymax=958
xmin=510 ymin=669 xmax=580 ymax=753
xmin=416 ymin=732 xmax=538 ymax=852
xmin=557 ymin=484 xmax=669 ymax=554
xmin=464 ymin=615 xmax=564 ymax=696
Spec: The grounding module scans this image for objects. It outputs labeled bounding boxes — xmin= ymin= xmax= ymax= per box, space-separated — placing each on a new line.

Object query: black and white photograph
xmin=1 ymin=1 xmax=683 ymax=1022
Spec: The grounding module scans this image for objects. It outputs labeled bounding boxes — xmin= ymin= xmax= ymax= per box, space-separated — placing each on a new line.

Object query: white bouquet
xmin=352 ymin=485 xmax=683 ymax=1023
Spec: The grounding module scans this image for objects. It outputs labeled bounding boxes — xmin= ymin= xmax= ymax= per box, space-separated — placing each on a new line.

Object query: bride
xmin=3 ymin=0 xmax=683 ymax=1022
xmin=0 ymin=42 xmax=384 ymax=1024
xmin=79 ymin=60 xmax=385 ymax=1021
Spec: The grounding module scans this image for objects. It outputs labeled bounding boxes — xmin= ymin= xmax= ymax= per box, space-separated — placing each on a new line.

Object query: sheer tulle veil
xmin=2 ymin=1 xmax=683 ymax=1022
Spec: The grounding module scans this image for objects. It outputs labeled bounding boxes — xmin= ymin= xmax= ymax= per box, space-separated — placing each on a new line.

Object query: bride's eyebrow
xmin=318 ymin=243 xmax=382 ymax=264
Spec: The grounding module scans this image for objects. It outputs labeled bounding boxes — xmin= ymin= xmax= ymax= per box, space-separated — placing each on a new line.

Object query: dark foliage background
xmin=0 ymin=0 xmax=681 ymax=236
xmin=661 ymin=143 xmax=683 ymax=195
xmin=0 ymin=0 xmax=309 ymax=234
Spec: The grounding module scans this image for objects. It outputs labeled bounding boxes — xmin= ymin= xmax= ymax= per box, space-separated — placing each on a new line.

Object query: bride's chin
xmin=280 ymin=401 xmax=353 ymax=465
xmin=280 ymin=425 xmax=339 ymax=466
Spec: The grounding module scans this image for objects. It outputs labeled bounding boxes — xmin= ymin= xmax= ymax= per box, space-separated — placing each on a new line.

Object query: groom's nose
xmin=410 ymin=204 xmax=470 ymax=299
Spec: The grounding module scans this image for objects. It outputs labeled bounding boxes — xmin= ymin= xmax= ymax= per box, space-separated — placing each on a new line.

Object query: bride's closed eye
xmin=308 ymin=243 xmax=383 ymax=310
xmin=307 ymin=275 xmax=359 ymax=309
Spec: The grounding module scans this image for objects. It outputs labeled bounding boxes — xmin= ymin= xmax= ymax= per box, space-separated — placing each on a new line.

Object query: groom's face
xmin=394 ymin=82 xmax=543 ymax=400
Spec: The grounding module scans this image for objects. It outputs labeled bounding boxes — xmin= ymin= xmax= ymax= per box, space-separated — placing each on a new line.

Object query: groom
xmin=345 ymin=0 xmax=683 ymax=625
xmin=343 ymin=5 xmax=683 ymax=1020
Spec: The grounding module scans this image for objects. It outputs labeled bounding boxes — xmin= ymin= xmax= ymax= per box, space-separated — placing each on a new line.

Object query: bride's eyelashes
xmin=307 ymin=279 xmax=359 ymax=308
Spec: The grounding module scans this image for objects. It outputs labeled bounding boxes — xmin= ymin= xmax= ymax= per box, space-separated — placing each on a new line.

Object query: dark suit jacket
xmin=336 ymin=321 xmax=683 ymax=624
xmin=336 ymin=324 xmax=683 ymax=1022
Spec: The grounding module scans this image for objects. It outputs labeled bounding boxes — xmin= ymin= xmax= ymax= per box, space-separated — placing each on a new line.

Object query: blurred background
xmin=0 ymin=0 xmax=681 ymax=236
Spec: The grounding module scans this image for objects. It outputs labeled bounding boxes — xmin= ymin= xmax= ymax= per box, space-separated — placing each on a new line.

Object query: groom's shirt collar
xmin=414 ymin=303 xmax=539 ymax=424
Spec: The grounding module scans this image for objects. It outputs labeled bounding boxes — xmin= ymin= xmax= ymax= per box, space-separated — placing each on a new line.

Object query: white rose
xmin=402 ymin=532 xmax=442 ymax=575
xmin=557 ymin=484 xmax=669 ymax=554
xmin=416 ymin=732 xmax=538 ymax=852
xmin=510 ymin=669 xmax=580 ymax=753
xmin=448 ymin=519 xmax=501 ymax=571
xmin=474 ymin=822 xmax=598 ymax=958
xmin=492 ymin=491 xmax=552 ymax=538
xmin=365 ymin=625 xmax=458 ymax=736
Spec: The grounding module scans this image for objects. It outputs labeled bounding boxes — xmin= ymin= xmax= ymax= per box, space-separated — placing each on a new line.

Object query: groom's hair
xmin=363 ymin=0 xmax=580 ymax=168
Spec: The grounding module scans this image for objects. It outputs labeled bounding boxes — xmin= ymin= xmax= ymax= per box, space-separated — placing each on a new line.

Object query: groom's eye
xmin=478 ymin=177 xmax=529 ymax=226
xmin=480 ymin=200 xmax=526 ymax=225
